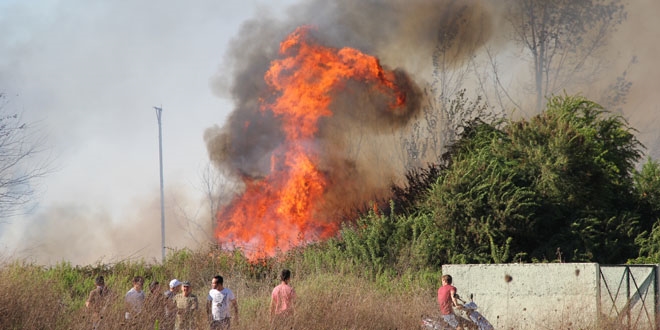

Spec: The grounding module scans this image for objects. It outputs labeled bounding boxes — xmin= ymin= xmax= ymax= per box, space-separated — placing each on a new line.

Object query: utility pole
xmin=154 ymin=106 xmax=166 ymax=263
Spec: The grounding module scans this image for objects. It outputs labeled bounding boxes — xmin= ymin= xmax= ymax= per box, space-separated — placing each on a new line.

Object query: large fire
xmin=215 ymin=26 xmax=410 ymax=259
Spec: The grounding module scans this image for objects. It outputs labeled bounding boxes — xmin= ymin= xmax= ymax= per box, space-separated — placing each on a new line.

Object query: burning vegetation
xmin=212 ymin=26 xmax=421 ymax=258
xmin=204 ymin=0 xmax=494 ymax=259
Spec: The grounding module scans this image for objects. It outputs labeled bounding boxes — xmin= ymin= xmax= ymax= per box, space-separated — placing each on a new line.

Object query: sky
xmin=0 ymin=0 xmax=659 ymax=266
xmin=0 ymin=0 xmax=297 ymax=265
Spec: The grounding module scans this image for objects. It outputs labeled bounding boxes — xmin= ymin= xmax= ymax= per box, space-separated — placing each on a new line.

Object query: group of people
xmin=86 ymin=270 xmax=463 ymax=329
xmin=84 ymin=269 xmax=296 ymax=330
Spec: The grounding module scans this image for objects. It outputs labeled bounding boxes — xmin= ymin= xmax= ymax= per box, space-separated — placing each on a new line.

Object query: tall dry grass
xmin=0 ymin=247 xmax=633 ymax=330
xmin=0 ymin=247 xmax=438 ymax=330
xmin=0 ymin=262 xmax=65 ymax=329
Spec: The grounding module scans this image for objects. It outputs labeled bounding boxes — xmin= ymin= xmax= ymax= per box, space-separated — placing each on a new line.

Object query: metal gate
xmin=599 ymin=265 xmax=658 ymax=330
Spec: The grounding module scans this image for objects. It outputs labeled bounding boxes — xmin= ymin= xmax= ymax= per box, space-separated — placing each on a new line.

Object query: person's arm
xmin=206 ymin=295 xmax=212 ymax=321
xmin=124 ymin=292 xmax=132 ymax=318
xmin=86 ymin=290 xmax=94 ymax=308
xmin=451 ymin=288 xmax=462 ymax=309
xmin=269 ymin=291 xmax=277 ymax=322
xmin=231 ymin=298 xmax=239 ymax=325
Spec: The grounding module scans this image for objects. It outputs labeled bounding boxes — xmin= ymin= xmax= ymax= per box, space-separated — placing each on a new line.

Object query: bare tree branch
xmin=0 ymin=93 xmax=52 ymax=221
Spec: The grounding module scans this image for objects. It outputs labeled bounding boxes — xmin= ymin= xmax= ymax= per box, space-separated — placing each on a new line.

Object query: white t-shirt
xmin=207 ymin=288 xmax=235 ymax=320
xmin=125 ymin=288 xmax=145 ymax=316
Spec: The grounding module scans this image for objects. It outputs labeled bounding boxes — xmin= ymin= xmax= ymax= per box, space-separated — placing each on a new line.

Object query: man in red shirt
xmin=270 ymin=269 xmax=296 ymax=330
xmin=437 ymin=274 xmax=463 ymax=329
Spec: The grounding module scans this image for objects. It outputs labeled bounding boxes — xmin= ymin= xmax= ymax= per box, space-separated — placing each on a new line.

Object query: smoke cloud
xmin=205 ymin=0 xmax=494 ymax=221
xmin=1 ymin=186 xmax=211 ymax=265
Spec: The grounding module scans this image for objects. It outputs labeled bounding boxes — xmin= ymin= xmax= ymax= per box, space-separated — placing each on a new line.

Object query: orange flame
xmin=215 ymin=26 xmax=407 ymax=259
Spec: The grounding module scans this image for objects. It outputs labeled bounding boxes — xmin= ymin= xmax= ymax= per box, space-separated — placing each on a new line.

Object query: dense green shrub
xmin=345 ymin=95 xmax=655 ymax=267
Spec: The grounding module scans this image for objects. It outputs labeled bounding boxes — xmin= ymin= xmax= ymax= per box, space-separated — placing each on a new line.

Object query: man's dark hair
xmin=280 ymin=269 xmax=291 ymax=282
xmin=213 ymin=275 xmax=223 ymax=285
xmin=133 ymin=276 xmax=144 ymax=284
xmin=95 ymin=276 xmax=105 ymax=286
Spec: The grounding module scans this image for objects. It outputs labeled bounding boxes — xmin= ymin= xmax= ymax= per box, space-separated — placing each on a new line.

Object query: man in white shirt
xmin=206 ymin=275 xmax=238 ymax=330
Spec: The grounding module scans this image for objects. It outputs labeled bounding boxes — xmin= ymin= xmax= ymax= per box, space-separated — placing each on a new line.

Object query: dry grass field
xmin=0 ymin=248 xmax=636 ymax=329
xmin=0 ymin=247 xmax=438 ymax=330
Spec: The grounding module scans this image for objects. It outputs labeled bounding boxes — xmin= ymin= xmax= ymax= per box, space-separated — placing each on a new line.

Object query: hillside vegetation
xmin=2 ymin=95 xmax=660 ymax=329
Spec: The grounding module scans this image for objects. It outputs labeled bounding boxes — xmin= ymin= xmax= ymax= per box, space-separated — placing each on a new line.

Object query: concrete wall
xmin=442 ymin=263 xmax=600 ymax=329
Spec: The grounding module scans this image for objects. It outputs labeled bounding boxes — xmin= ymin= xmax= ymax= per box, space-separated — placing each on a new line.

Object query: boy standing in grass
xmin=86 ymin=275 xmax=112 ymax=330
xmin=437 ymin=274 xmax=463 ymax=330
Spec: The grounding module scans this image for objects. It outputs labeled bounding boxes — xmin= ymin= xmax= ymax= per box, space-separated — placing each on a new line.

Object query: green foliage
xmin=338 ymin=200 xmax=445 ymax=273
xmin=632 ymin=220 xmax=660 ymax=263
xmin=426 ymin=116 xmax=539 ymax=264
xmin=352 ymin=95 xmax=650 ymax=267
xmin=634 ymin=158 xmax=660 ymax=216
xmin=340 ymin=209 xmax=392 ymax=275
xmin=490 ymin=236 xmax=513 ymax=264
xmin=43 ymin=261 xmax=89 ymax=309
xmin=430 ymin=95 xmax=643 ymax=263
xmin=521 ymin=96 xmax=642 ymax=262
xmin=629 ymin=158 xmax=660 ymax=263
xmin=389 ymin=164 xmax=443 ymax=215
xmin=330 ymin=92 xmax=660 ymax=270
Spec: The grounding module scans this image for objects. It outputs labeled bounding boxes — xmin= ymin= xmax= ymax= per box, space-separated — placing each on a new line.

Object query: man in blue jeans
xmin=437 ymin=274 xmax=463 ymax=329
